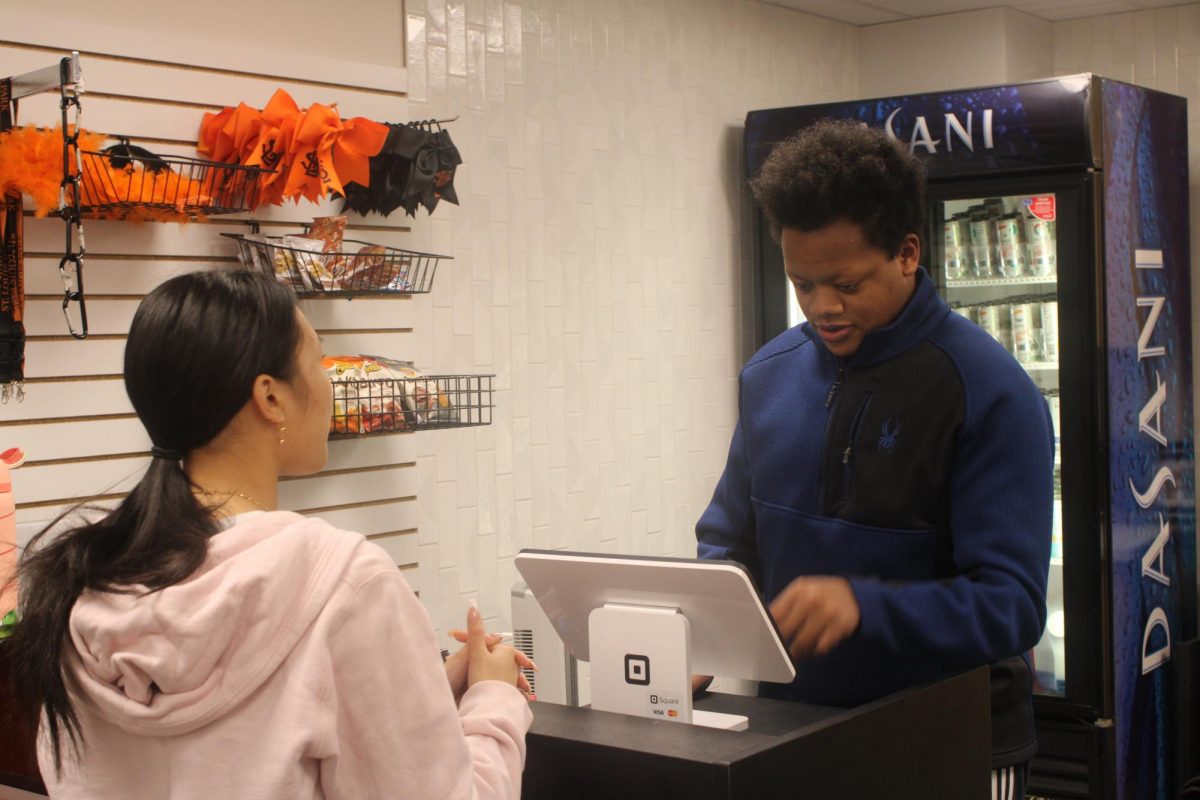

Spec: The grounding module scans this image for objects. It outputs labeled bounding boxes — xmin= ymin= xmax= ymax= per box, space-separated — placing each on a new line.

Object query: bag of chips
xmin=366 ymin=355 xmax=453 ymax=425
xmin=339 ymin=243 xmax=410 ymax=291
xmin=277 ymin=235 xmax=336 ymax=290
xmin=305 ymin=215 xmax=347 ymax=253
xmin=322 ymin=355 xmax=406 ymax=434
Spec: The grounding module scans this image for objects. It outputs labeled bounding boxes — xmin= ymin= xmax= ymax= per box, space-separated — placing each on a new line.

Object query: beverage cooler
xmin=745 ymin=75 xmax=1196 ymax=800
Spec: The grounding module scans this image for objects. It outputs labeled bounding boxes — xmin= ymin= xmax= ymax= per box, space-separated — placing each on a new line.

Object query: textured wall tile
xmin=514 ymin=497 xmax=533 ymax=549
xmin=1133 ymin=13 xmax=1157 ymax=84
xmin=1182 ymin=6 xmax=1200 ymax=57
xmin=530 ymin=444 xmax=551 ymax=527
xmin=453 ymin=504 xmax=480 ymax=595
xmin=468 ymin=26 xmax=488 ymax=108
xmin=477 ymin=533 xmax=501 ymax=616
xmin=407 ymin=15 xmax=430 ymax=103
xmin=449 ymin=2 xmax=468 ymax=77
xmin=1180 ymin=54 xmax=1200 ymax=114
xmin=436 ymin=481 xmax=460 ymax=567
xmin=437 ymin=566 xmax=464 ymax=626
xmin=418 ymin=542 xmax=439 ymax=607
xmin=496 ymin=472 xmax=516 ymax=554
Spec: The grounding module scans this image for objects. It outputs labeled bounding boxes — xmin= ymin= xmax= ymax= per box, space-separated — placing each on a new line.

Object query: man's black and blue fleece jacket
xmin=697 ymin=269 xmax=1054 ymax=766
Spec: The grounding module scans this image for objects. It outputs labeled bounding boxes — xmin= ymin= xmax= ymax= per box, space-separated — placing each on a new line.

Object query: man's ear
xmin=897 ymin=233 xmax=921 ymax=277
xmin=249 ymin=373 xmax=285 ymax=425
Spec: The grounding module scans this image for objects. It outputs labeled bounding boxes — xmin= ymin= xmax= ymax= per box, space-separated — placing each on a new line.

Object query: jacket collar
xmin=800 ymin=268 xmax=950 ymax=369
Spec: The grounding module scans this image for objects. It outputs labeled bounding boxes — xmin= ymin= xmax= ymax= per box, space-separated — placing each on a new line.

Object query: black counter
xmin=524 ymin=667 xmax=990 ymax=799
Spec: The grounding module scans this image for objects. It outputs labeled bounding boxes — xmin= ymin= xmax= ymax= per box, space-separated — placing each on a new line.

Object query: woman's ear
xmin=249 ymin=373 xmax=286 ymax=425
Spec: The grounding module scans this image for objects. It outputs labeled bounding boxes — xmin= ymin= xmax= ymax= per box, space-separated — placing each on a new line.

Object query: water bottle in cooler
xmin=1026 ymin=216 xmax=1057 ymax=277
xmin=969 ymin=213 xmax=998 ymax=278
xmin=943 ymin=214 xmax=971 ymax=281
xmin=1010 ymin=303 xmax=1037 ymax=364
xmin=996 ymin=213 xmax=1029 ymax=277
xmin=1037 ymin=301 xmax=1059 ymax=362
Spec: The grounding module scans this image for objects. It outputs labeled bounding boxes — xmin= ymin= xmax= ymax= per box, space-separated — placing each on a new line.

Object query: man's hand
xmin=769 ymin=576 xmax=861 ymax=661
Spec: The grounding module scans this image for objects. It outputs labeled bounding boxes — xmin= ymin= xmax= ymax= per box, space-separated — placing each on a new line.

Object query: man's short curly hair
xmin=750 ymin=119 xmax=926 ymax=257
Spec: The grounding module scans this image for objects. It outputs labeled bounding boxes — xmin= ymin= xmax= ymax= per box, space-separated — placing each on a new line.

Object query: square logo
xmin=624 ymin=654 xmax=650 ymax=685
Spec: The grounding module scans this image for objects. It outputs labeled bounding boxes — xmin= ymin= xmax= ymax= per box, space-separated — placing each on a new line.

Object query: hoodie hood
xmin=66 ymin=511 xmax=365 ymax=737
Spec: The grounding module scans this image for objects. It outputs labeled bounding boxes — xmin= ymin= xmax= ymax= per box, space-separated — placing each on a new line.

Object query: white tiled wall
xmin=398 ymin=0 xmax=857 ymax=634
xmin=1053 ymin=4 xmax=1200 ymax=280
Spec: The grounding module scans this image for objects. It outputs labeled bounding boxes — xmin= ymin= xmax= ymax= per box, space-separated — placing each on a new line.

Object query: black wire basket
xmin=77 ymin=151 xmax=268 ymax=217
xmin=224 ymin=233 xmax=448 ymax=296
xmin=329 ymin=374 xmax=493 ymax=438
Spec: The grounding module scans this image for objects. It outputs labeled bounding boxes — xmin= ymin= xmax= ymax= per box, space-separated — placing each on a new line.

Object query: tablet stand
xmin=588 ymin=603 xmax=749 ymax=731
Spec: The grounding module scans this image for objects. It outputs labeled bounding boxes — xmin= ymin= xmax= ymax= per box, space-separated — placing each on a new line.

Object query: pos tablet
xmin=514 ymin=549 xmax=796 ymax=731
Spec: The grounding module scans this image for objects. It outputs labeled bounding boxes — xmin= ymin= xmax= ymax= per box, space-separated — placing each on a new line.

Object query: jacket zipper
xmin=840 ymin=391 xmax=874 ymax=501
xmin=818 ymin=366 xmax=846 ymax=508
xmin=825 ymin=368 xmax=844 ymax=408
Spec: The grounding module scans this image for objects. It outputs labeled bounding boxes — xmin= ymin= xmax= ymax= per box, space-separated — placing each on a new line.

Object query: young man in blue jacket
xmin=697 ymin=119 xmax=1054 ymax=800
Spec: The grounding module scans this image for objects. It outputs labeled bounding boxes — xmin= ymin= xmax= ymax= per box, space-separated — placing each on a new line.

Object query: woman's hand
xmin=444 ymin=604 xmax=536 ymax=703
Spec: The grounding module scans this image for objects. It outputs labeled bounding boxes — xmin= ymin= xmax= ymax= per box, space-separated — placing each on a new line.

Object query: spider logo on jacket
xmin=878 ymin=418 xmax=901 ymax=452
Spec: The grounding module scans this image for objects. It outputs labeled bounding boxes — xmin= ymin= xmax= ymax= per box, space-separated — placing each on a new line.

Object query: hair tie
xmin=150 ymin=445 xmax=185 ymax=461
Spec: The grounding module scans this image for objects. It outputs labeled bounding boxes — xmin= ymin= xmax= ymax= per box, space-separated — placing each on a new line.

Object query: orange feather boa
xmin=0 ymin=126 xmax=217 ymax=222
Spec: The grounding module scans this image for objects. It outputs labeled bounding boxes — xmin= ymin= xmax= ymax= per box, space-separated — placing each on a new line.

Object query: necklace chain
xmin=194 ymin=489 xmax=271 ymax=513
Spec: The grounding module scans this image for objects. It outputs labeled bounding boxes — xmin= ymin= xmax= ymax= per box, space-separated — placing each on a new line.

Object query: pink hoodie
xmin=40 ymin=511 xmax=532 ymax=799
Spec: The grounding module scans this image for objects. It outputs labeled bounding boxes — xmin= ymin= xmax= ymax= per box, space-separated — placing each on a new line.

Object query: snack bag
xmin=305 ymin=215 xmax=347 ymax=253
xmin=234 ymin=232 xmax=273 ymax=270
xmin=279 ymin=235 xmax=335 ymax=290
xmin=338 ymin=244 xmax=392 ymax=291
xmin=366 ymin=356 xmax=453 ymax=425
xmin=322 ymin=356 xmax=405 ymax=434
xmin=304 ymin=216 xmax=349 ymax=286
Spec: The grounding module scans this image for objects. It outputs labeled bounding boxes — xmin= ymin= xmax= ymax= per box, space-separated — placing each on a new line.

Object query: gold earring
xmin=279 ymin=424 xmax=286 ymax=445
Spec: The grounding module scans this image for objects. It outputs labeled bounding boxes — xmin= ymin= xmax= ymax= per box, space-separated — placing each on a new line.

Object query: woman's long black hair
xmin=5 ymin=269 xmax=299 ymax=772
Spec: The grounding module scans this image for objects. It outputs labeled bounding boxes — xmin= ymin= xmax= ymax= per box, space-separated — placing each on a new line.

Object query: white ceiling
xmin=763 ymin=0 xmax=1193 ymax=25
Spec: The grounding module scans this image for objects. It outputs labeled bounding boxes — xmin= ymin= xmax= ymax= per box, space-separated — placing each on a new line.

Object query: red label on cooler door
xmin=1024 ymin=195 xmax=1056 ymax=221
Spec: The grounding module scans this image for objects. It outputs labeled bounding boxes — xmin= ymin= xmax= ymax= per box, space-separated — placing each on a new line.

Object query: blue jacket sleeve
xmin=696 ymin=405 xmax=760 ymax=584
xmin=848 ymin=378 xmax=1054 ymax=668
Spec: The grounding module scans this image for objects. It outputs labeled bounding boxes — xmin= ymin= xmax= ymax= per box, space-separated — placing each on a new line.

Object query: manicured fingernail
xmin=467 ymin=598 xmax=479 ymax=612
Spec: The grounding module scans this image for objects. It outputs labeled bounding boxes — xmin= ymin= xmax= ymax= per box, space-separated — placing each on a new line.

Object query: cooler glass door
xmin=930 ymin=173 xmax=1101 ymax=708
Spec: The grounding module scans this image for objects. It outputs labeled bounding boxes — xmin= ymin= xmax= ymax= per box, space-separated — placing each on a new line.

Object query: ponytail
xmin=9 ymin=459 xmax=217 ymax=770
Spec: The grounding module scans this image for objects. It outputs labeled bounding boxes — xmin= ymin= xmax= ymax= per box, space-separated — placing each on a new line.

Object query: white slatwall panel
xmin=1 ymin=11 xmax=407 ymax=94
xmin=1 ymin=30 xmax=434 ymax=571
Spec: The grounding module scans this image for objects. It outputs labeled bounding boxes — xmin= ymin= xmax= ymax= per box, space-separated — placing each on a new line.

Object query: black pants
xmin=991 ymin=762 xmax=1029 ymax=800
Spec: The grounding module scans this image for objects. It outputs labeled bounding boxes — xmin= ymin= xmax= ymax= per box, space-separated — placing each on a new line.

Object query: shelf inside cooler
xmin=944 ymin=276 xmax=1057 ymax=289
xmin=1023 ymin=361 xmax=1060 ymax=372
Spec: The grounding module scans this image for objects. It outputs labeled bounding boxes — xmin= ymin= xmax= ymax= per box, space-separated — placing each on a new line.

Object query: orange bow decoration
xmin=199 ymin=89 xmax=388 ymax=208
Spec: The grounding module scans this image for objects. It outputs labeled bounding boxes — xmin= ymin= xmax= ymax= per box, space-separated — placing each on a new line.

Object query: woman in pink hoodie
xmin=7 ymin=270 xmax=533 ymax=799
